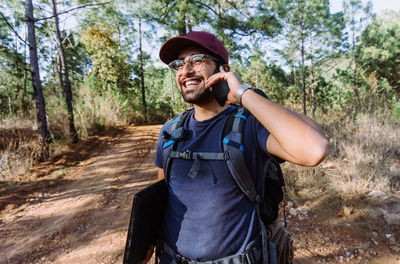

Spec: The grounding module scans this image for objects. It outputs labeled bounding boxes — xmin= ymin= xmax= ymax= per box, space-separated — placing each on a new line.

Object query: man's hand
xmin=140 ymin=246 xmax=154 ymax=264
xmin=205 ymin=66 xmax=244 ymax=104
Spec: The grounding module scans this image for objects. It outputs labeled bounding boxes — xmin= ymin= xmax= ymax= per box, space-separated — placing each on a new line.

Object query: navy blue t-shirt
xmin=154 ymin=106 xmax=271 ymax=263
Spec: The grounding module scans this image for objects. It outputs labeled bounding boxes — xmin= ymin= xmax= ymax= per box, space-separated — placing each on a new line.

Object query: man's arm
xmin=241 ymin=90 xmax=329 ymax=166
xmin=206 ymin=67 xmax=329 ymax=166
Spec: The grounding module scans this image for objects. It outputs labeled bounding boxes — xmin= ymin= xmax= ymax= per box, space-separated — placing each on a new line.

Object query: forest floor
xmin=0 ymin=125 xmax=399 ymax=264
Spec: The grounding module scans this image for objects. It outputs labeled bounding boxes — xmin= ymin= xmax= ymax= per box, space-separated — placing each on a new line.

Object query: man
xmin=151 ymin=31 xmax=329 ymax=264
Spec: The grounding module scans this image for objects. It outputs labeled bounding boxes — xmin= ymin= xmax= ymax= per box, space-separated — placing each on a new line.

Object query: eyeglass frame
xmin=168 ymin=54 xmax=222 ymax=72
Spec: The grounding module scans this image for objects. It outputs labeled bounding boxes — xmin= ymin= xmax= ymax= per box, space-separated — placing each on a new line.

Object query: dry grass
xmin=73 ymin=84 xmax=138 ymax=137
xmin=284 ymin=111 xmax=400 ymax=216
xmin=1 ymin=83 xmax=139 ymax=181
xmin=0 ymin=117 xmax=40 ymax=181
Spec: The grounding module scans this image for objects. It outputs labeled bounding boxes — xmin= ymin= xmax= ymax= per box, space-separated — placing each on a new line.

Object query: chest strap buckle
xmin=180 ymin=149 xmax=193 ymax=160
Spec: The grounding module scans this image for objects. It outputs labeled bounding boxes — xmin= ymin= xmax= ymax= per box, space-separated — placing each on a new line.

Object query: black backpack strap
xmin=169 ymin=150 xmax=229 ymax=178
xmin=170 ymin=150 xmax=229 ymax=160
xmin=223 ymin=107 xmax=261 ymax=204
xmin=162 ymin=108 xmax=192 ymax=184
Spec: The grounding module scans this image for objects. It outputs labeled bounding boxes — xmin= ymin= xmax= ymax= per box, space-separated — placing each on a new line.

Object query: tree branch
xmin=35 ymin=1 xmax=114 ymax=22
xmin=225 ymin=0 xmax=249 ymax=19
xmin=195 ymin=1 xmax=221 ymax=18
xmin=144 ymin=0 xmax=174 ymax=25
xmin=0 ymin=11 xmax=31 ymax=47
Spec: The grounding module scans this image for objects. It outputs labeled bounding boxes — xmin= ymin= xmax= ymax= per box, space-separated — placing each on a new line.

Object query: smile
xmin=183 ymin=78 xmax=203 ymax=88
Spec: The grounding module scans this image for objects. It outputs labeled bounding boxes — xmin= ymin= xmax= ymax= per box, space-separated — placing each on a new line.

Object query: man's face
xmin=175 ymin=47 xmax=218 ymax=105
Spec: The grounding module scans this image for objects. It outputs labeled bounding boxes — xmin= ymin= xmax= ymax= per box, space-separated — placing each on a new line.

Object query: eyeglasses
xmin=168 ymin=54 xmax=220 ymax=72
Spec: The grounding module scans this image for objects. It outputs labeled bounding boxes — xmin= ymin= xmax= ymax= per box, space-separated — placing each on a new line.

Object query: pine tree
xmin=276 ymin=0 xmax=344 ymax=116
xmin=26 ymin=0 xmax=49 ymax=160
xmin=51 ymin=0 xmax=78 ymax=142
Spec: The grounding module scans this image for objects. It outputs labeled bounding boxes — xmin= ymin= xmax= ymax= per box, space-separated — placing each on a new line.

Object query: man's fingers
xmin=205 ymin=74 xmax=221 ymax=88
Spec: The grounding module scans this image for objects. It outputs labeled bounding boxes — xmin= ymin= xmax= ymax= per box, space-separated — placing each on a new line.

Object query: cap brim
xmin=159 ymin=36 xmax=219 ymax=65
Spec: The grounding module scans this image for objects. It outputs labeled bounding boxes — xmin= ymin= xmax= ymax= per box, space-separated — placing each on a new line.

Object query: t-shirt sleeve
xmin=248 ymin=114 xmax=269 ymax=155
xmin=154 ymin=121 xmax=172 ymax=168
xmin=249 ymin=113 xmax=285 ymax=163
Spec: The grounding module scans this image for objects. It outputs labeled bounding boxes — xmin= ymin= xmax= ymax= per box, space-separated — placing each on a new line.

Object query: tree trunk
xmin=178 ymin=25 xmax=186 ymax=36
xmin=301 ymin=37 xmax=307 ymax=116
xmin=56 ymin=55 xmax=64 ymax=95
xmin=170 ymin=71 xmax=176 ymax=103
xmin=26 ymin=0 xmax=49 ymax=160
xmin=290 ymin=63 xmax=295 ymax=86
xmin=311 ymin=71 xmax=316 ymax=118
xmin=177 ymin=1 xmax=187 ymax=36
xmin=186 ymin=13 xmax=192 ymax=32
xmin=7 ymin=87 xmax=12 ymax=115
xmin=256 ymin=64 xmax=259 ymax=88
xmin=52 ymin=0 xmax=79 ymax=143
xmin=14 ymin=35 xmax=21 ymax=113
xmin=352 ymin=29 xmax=361 ymax=113
xmin=23 ymin=33 xmax=28 ymax=117
xmin=310 ymin=36 xmax=316 ymax=118
xmin=139 ymin=0 xmax=147 ymax=123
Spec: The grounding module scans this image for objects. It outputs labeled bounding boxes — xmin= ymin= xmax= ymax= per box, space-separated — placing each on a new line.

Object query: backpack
xmin=161 ymin=89 xmax=286 ymax=227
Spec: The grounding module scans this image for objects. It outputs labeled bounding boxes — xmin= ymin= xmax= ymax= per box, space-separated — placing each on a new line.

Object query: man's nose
xmin=180 ymin=62 xmax=194 ymax=75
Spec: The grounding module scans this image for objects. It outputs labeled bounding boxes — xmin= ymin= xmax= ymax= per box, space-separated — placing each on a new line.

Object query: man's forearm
xmin=241 ymin=89 xmax=329 ymax=166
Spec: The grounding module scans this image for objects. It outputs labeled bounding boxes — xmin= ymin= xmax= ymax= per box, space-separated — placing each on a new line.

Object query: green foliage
xmin=358 ymin=11 xmax=400 ymax=96
xmin=274 ymin=0 xmax=345 ymax=114
xmin=82 ymin=24 xmax=133 ymax=91
xmin=0 ymin=46 xmax=31 ymax=117
xmin=0 ymin=0 xmax=399 ymax=140
xmin=232 ymin=52 xmax=291 ymax=105
xmin=61 ymin=33 xmax=91 ymax=78
xmin=142 ymin=0 xmax=282 ymax=61
xmin=142 ymin=65 xmax=181 ymax=121
xmin=393 ymin=100 xmax=400 ymax=119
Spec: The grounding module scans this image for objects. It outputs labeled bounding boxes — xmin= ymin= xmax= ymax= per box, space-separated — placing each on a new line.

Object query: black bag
xmin=259 ymin=159 xmax=285 ymax=225
xmin=123 ymin=180 xmax=168 ymax=264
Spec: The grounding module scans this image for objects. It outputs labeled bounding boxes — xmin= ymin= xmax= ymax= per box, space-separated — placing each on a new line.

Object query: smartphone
xmin=211 ymin=66 xmax=230 ymax=106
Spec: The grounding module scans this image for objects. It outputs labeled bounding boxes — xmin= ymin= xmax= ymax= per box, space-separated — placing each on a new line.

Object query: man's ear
xmin=222 ymin=64 xmax=230 ymax=72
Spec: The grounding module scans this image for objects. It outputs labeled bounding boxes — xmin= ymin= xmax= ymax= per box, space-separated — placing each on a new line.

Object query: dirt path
xmin=0 ymin=125 xmax=161 ymax=264
xmin=0 ymin=125 xmax=399 ymax=264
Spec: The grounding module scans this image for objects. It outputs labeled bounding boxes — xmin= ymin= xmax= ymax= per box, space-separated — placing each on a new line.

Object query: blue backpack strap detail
xmin=223 ymin=137 xmax=245 ymax=152
xmin=234 ymin=114 xmax=247 ymax=120
xmin=170 ymin=119 xmax=180 ymax=124
xmin=163 ymin=140 xmax=175 ymax=149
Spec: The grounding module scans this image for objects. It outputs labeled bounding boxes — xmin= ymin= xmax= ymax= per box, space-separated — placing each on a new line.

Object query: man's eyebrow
xmin=177 ymin=53 xmax=201 ymax=60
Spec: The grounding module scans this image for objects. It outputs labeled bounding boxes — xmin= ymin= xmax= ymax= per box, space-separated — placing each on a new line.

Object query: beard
xmin=179 ymin=82 xmax=214 ymax=105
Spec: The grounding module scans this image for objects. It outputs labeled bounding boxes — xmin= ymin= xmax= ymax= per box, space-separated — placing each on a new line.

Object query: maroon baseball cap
xmin=159 ymin=31 xmax=229 ymax=65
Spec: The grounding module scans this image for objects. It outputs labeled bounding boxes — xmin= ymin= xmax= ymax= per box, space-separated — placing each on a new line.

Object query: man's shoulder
xmin=159 ymin=108 xmax=195 ymax=135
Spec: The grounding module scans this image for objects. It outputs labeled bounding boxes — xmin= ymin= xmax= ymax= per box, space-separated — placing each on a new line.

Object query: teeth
xmin=185 ymin=80 xmax=201 ymax=86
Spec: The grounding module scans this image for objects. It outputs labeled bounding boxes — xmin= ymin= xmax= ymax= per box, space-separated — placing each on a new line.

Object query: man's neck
xmin=192 ymin=100 xmax=229 ymax=121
